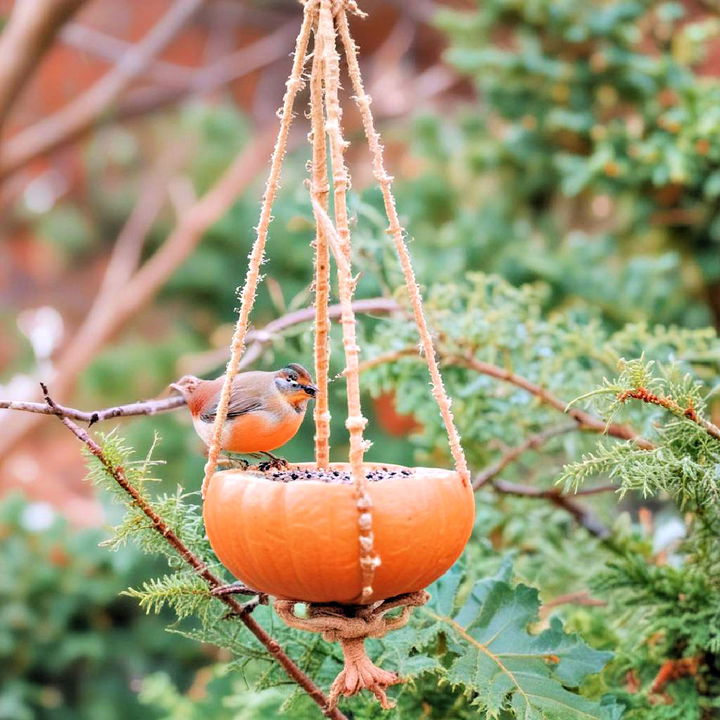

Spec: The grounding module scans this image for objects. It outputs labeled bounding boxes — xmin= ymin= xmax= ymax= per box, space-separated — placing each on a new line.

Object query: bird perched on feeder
xmin=170 ymin=364 xmax=317 ymax=469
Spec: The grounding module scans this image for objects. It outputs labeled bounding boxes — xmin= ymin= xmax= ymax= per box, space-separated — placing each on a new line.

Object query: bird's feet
xmin=217 ymin=454 xmax=250 ymax=470
xmin=257 ymin=451 xmax=289 ymax=472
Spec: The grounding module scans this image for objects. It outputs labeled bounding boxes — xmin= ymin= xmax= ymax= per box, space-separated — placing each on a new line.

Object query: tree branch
xmin=0 ymin=0 xmax=88 ymax=133
xmin=448 ymin=354 xmax=654 ymax=449
xmin=60 ymin=22 xmax=195 ymax=87
xmin=358 ymin=348 xmax=654 ymax=449
xmin=492 ymin=479 xmax=611 ymax=539
xmin=471 ymin=425 xmax=615 ymax=538
xmin=617 ymin=387 xmax=720 ymax=443
xmin=39 ymin=383 xmax=345 ymax=719
xmin=0 ymin=0 xmax=203 ymax=180
xmin=184 ymin=297 xmax=400 ymax=376
xmin=0 ymin=298 xmax=399 ymax=425
xmin=473 ymin=424 xmax=577 ymax=489
xmin=15 ymin=20 xmax=297 ymax=170
xmin=0 ymin=395 xmax=187 ymax=425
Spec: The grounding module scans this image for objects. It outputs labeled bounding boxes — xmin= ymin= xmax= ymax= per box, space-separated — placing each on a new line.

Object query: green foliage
xmin=403 ymin=561 xmax=617 ymax=719
xmin=433 ymin=0 xmax=720 ymax=325
xmin=0 ymin=493 xmax=205 ymax=720
xmin=561 ymin=351 xmax=720 ymax=715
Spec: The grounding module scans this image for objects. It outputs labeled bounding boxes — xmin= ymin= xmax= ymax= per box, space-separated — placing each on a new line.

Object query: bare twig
xmin=539 ymin=591 xmax=606 ymax=618
xmin=0 ymin=298 xmax=400 ymax=424
xmin=40 ymin=383 xmax=346 ymax=720
xmin=73 ymin=22 xmax=297 ymax=137
xmin=60 ymin=22 xmax=194 ymax=87
xmin=81 ymin=149 xmax=183 ymax=335
xmin=0 ymin=0 xmax=203 ymax=180
xmin=448 ymin=354 xmax=654 ymax=449
xmin=182 ymin=297 xmax=400 ymax=376
xmin=473 ymin=424 xmax=576 ymax=489
xmin=492 ymin=479 xmax=611 ymax=539
xmin=0 ymin=0 xmax=87 ymax=132
xmin=0 ymin=395 xmax=186 ymax=425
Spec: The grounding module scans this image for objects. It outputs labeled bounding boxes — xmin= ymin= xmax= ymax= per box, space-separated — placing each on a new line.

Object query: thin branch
xmin=449 ymin=354 xmax=654 ymax=449
xmin=185 ymin=297 xmax=400 ymax=377
xmin=0 ymin=395 xmax=186 ymax=425
xmin=492 ymin=479 xmax=611 ymax=539
xmin=0 ymin=0 xmax=88 ymax=132
xmin=60 ymin=22 xmax=195 ymax=87
xmin=358 ymin=348 xmax=654 ymax=450
xmin=574 ymin=483 xmax=617 ymax=496
xmin=539 ymin=591 xmax=606 ymax=619
xmin=57 ymin=22 xmax=298 ymax=152
xmin=473 ymin=424 xmax=576 ymax=490
xmin=81 ymin=148 xmax=183 ymax=336
xmin=40 ymin=384 xmax=345 ymax=720
xmin=618 ymin=387 xmax=720 ymax=443
xmin=0 ymin=0 xmax=203 ymax=180
xmin=0 ymin=298 xmax=400 ymax=424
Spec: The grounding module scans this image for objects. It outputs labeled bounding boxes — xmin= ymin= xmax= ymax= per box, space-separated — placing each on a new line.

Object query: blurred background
xmin=2 ymin=0 xmax=720 ymax=717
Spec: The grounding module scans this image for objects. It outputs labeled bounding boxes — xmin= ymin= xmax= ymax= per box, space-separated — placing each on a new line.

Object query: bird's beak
xmin=302 ymin=384 xmax=318 ymax=398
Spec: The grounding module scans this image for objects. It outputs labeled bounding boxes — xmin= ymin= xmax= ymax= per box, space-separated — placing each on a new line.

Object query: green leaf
xmin=418 ymin=565 xmax=613 ymax=719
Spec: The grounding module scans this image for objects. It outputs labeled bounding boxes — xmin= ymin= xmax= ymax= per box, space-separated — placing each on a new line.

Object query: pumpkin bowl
xmin=203 ymin=462 xmax=475 ymax=604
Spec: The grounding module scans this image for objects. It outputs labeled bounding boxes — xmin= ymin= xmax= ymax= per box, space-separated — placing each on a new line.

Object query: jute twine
xmin=202 ymin=0 xmax=469 ymax=603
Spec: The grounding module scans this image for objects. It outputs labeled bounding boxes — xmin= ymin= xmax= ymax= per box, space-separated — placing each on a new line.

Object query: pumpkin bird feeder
xmin=201 ymin=0 xmax=474 ymax=710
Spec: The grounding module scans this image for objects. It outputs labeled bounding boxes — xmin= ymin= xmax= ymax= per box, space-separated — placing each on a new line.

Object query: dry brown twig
xmin=0 ymin=0 xmax=203 ymax=180
xmin=0 ymin=0 xmax=88 ymax=132
xmin=60 ymin=22 xmax=195 ymax=87
xmin=357 ymin=347 xmax=649 ymax=539
xmin=492 ymin=478 xmax=611 ymax=539
xmin=113 ymin=22 xmax=299 ymax=122
xmin=617 ymin=387 xmax=720 ymax=443
xmin=473 ymin=424 xmax=577 ymax=489
xmin=39 ymin=383 xmax=347 ymax=720
xmin=0 ymin=297 xmax=399 ymax=424
xmin=0 ymin=131 xmax=276 ymax=463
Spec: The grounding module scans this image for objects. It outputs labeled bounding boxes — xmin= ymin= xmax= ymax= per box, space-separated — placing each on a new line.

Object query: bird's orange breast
xmin=224 ymin=411 xmax=304 ymax=453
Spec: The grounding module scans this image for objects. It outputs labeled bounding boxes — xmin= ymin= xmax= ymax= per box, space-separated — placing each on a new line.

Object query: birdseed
xmin=264 ymin=467 xmax=414 ymax=483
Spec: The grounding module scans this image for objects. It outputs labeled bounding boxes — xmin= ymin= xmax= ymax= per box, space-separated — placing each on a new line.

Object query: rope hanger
xmin=201 ymin=0 xmax=470 ymax=602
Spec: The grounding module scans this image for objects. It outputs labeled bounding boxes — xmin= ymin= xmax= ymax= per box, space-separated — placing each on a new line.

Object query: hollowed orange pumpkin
xmin=203 ymin=462 xmax=475 ymax=604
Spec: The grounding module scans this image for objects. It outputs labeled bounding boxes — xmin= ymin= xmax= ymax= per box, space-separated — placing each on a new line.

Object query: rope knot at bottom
xmin=274 ymin=590 xmax=429 ymax=709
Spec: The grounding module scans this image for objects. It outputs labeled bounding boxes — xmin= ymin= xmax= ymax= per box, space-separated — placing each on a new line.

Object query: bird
xmin=170 ymin=363 xmax=317 ymax=469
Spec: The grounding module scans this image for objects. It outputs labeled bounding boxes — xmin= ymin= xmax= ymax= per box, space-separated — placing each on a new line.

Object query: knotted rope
xmin=275 ymin=591 xmax=429 ymax=709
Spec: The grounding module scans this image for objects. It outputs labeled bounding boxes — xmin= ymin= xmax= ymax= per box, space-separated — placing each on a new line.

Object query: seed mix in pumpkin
xmin=267 ymin=467 xmax=414 ymax=483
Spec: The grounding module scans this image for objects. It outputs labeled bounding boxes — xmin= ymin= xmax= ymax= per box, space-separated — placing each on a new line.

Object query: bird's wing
xmin=199 ymin=385 xmax=264 ymax=423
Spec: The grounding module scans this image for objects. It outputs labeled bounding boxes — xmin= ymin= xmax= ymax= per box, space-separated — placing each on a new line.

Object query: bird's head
xmin=169 ymin=375 xmax=202 ymax=402
xmin=274 ymin=364 xmax=317 ymax=407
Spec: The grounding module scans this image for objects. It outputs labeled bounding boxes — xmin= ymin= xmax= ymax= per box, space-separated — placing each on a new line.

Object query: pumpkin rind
xmin=203 ymin=462 xmax=474 ymax=603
